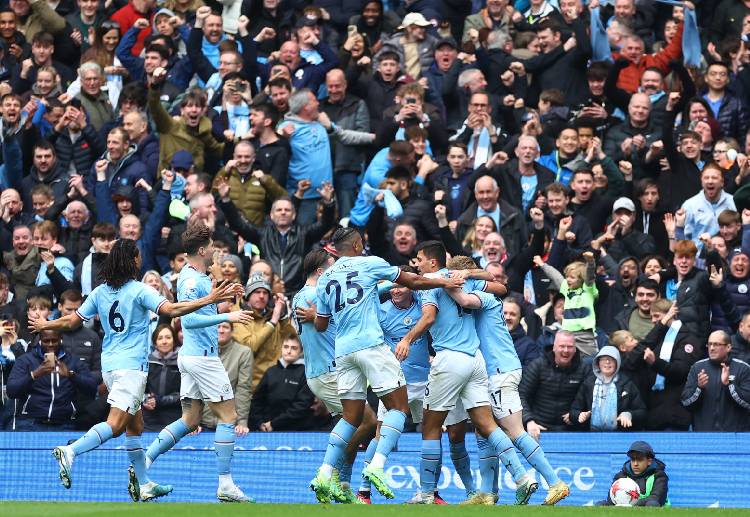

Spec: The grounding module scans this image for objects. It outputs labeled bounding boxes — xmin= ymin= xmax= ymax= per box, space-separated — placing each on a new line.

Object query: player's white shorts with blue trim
xmin=377 ymin=381 xmax=426 ymax=423
xmin=336 ymin=344 xmax=405 ymax=399
xmin=488 ymin=369 xmax=523 ymax=420
xmin=103 ymin=369 xmax=147 ymax=415
xmin=308 ymin=371 xmax=343 ymax=415
xmin=424 ymin=350 xmax=490 ymax=413
xmin=178 ymin=355 xmax=234 ymax=403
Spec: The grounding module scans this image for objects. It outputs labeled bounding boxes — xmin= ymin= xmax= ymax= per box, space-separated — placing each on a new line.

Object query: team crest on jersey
xmin=222 ymin=384 xmax=231 ymax=394
xmin=183 ymin=278 xmax=197 ymax=290
xmin=403 ymin=316 xmax=413 ymax=326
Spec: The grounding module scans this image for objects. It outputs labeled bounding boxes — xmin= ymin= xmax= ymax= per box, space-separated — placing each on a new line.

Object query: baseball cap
xmin=612 ymin=197 xmax=636 ymax=214
xmin=170 ymin=150 xmax=194 ymax=171
xmin=729 ymin=247 xmax=750 ymax=262
xmin=295 ymin=17 xmax=318 ymax=29
xmin=436 ymin=36 xmax=457 ymax=49
xmin=398 ymin=12 xmax=432 ymax=30
xmin=245 ymin=273 xmax=271 ymax=297
xmin=627 ymin=441 xmax=654 ymax=458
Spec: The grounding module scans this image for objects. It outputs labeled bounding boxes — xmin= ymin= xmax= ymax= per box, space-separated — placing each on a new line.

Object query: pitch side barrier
xmin=1 ymin=432 xmax=748 ymax=507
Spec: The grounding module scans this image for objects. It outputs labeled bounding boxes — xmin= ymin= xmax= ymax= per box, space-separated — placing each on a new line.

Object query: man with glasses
xmin=681 ymin=330 xmax=750 ymax=431
xmin=703 ymin=61 xmax=749 ymax=141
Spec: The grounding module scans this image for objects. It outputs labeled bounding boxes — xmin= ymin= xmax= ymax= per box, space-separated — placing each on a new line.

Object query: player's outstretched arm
xmin=395 ymin=304 xmax=436 ymax=361
xmin=395 ymin=271 xmax=464 ymax=291
xmin=28 ymin=313 xmax=83 ymax=333
xmin=445 ymin=289 xmax=482 ymax=309
xmin=450 ymin=269 xmax=507 ymax=296
xmin=160 ymin=281 xmax=245 ymax=318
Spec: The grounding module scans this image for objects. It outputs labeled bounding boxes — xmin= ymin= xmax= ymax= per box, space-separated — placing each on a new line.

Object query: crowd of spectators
xmin=1 ymin=0 xmax=750 ymax=434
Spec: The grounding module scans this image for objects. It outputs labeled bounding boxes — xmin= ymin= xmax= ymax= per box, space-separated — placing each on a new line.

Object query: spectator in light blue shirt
xmin=679 ymin=164 xmax=736 ymax=250
xmin=278 ymin=89 xmax=333 ymax=226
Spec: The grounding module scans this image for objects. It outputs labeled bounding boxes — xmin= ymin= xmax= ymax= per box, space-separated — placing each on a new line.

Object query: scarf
xmin=652 ymin=320 xmax=682 ymax=391
xmin=466 ymin=126 xmax=491 ymax=169
xmin=361 ymin=182 xmax=403 ymax=219
xmin=591 ymin=376 xmax=619 ymax=431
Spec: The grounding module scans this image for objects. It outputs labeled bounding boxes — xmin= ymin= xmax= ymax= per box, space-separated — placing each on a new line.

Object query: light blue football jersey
xmin=76 ymin=280 xmax=167 ymax=372
xmin=316 ymin=255 xmax=400 ymax=358
xmin=471 ymin=290 xmax=522 ymax=374
xmin=177 ymin=265 xmax=226 ymax=357
xmin=419 ymin=271 xmax=486 ymax=356
xmin=379 ymin=296 xmax=430 ymax=384
xmin=293 ymin=284 xmax=335 ymax=379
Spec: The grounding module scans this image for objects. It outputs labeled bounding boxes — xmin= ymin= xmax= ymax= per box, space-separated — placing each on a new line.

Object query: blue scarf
xmin=652 ymin=320 xmax=682 ymax=391
xmin=591 ymin=376 xmax=619 ymax=431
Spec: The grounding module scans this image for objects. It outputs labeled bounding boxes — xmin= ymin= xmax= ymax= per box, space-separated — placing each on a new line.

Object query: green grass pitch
xmin=3 ymin=502 xmax=750 ymax=517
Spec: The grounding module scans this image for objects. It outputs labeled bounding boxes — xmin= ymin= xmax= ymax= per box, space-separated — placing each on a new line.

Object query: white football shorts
xmin=178 ymin=355 xmax=234 ymax=403
xmin=103 ymin=369 xmax=147 ymax=415
xmin=336 ymin=344 xmax=405 ymax=400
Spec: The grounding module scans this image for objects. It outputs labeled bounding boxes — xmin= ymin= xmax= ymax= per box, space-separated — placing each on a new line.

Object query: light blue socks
xmin=215 ymin=422 xmax=236 ymax=476
xmin=145 ymin=418 xmax=190 ymax=466
xmin=420 ymin=439 xmax=442 ymax=494
xmin=126 ymin=435 xmax=149 ymax=484
xmin=477 ymin=436 xmax=499 ymax=494
xmin=70 ymin=422 xmax=113 ymax=455
xmin=358 ymin=438 xmax=378 ymax=492
xmin=450 ymin=441 xmax=475 ymax=496
xmin=514 ymin=432 xmax=560 ymax=485
xmin=323 ymin=419 xmax=356 ymax=470
xmin=489 ymin=428 xmax=526 ymax=483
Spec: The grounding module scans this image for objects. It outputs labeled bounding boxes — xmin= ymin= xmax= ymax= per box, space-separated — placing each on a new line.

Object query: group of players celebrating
xmin=30 ymin=223 xmax=569 ymax=505
xmin=297 ymin=228 xmax=569 ymax=505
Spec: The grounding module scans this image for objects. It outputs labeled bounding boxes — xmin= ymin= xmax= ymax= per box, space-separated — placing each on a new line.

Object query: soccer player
xmin=292 ymin=248 xmax=377 ymax=503
xmin=357 ymin=265 xmax=453 ymax=505
xmin=29 ymin=237 xmax=242 ymax=501
xmin=395 ymin=241 xmax=544 ymax=505
xmin=309 ymin=228 xmax=464 ymax=503
xmin=446 ymin=255 xmax=569 ymax=505
xmin=143 ymin=222 xmax=256 ymax=503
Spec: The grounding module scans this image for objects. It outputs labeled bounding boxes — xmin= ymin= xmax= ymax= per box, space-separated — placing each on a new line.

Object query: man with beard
xmin=21 ymin=141 xmax=69 ymax=212
xmin=247 ymin=102 xmax=289 ymax=187
xmin=634 ymin=179 xmax=669 ymax=257
xmin=681 ymin=164 xmax=736 ymax=249
xmin=596 ymin=255 xmax=639 ymax=334
xmin=211 ymin=141 xmax=286 ymax=226
xmin=614 ymin=278 xmax=659 ymax=341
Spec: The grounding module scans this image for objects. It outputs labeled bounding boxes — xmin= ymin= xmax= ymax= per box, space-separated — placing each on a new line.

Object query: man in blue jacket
xmin=6 ymin=328 xmax=96 ymax=431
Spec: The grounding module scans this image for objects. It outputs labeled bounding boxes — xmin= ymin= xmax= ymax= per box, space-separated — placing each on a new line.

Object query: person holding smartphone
xmin=5 ymin=328 xmax=96 ymax=431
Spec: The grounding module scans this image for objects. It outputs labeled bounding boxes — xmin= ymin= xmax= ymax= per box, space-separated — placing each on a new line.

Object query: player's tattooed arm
xmin=395 ymin=305 xmax=436 ymax=361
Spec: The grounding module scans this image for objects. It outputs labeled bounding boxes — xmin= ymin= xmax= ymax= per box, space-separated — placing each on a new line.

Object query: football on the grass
xmin=609 ymin=477 xmax=641 ymax=506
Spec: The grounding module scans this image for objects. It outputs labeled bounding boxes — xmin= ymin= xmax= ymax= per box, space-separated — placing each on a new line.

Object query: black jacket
xmin=220 ymin=197 xmax=336 ymax=295
xmin=470 ymin=159 xmax=556 ymax=214
xmin=607 ymin=229 xmax=656 ymax=262
xmin=570 ymin=372 xmax=647 ymax=431
xmin=6 ymin=345 xmax=97 ymax=424
xmin=456 ymin=199 xmax=526 ymax=258
xmin=682 ymin=357 xmax=750 ymax=431
xmin=143 ymin=350 xmax=181 ymax=432
xmin=249 ymin=359 xmax=315 ymax=431
xmin=641 ymin=322 xmax=704 ymax=430
xmin=61 ymin=326 xmax=102 ymax=385
xmin=602 ymin=459 xmax=669 ymax=507
xmin=659 ymin=266 xmax=740 ymax=343
xmin=519 ymin=348 xmax=591 ymax=430
xmin=50 ymin=125 xmax=104 ymax=176
xmin=249 ymin=137 xmax=291 ymax=189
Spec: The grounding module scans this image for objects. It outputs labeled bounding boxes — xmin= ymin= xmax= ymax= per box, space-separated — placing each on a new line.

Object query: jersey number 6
xmin=109 ymin=301 xmax=125 ymax=332
xmin=326 ymin=272 xmax=364 ymax=312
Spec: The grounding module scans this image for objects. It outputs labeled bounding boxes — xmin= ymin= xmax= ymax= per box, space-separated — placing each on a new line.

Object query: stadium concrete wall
xmin=1 ymin=432 xmax=748 ymax=507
